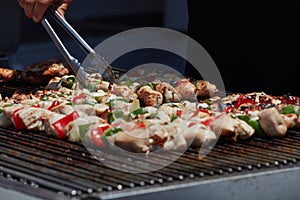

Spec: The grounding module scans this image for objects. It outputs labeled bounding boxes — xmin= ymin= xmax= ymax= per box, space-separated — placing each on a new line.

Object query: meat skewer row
xmin=1 ymin=72 xmax=300 ymax=153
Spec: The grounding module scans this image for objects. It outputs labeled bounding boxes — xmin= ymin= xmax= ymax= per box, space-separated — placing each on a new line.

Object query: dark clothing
xmin=185 ymin=0 xmax=300 ymax=96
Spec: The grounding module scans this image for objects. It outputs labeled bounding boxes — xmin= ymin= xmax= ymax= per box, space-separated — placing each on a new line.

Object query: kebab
xmin=1 ymin=70 xmax=300 ymax=153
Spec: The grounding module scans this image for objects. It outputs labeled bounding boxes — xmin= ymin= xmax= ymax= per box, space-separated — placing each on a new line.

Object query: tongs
xmin=40 ymin=6 xmax=115 ymax=85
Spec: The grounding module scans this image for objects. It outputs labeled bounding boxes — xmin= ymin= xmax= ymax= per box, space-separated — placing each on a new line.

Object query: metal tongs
xmin=40 ymin=6 xmax=115 ymax=85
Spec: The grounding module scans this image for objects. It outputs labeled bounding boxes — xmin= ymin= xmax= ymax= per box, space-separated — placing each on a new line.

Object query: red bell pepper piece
xmin=176 ymin=109 xmax=183 ymax=117
xmin=12 ymin=107 xmax=26 ymax=130
xmin=90 ymin=124 xmax=110 ymax=147
xmin=190 ymin=107 xmax=210 ymax=119
xmin=234 ymin=94 xmax=255 ymax=108
xmin=188 ymin=122 xmax=196 ymax=127
xmin=48 ymin=100 xmax=60 ymax=110
xmin=134 ymin=121 xmax=146 ymax=129
xmin=52 ymin=111 xmax=80 ymax=139
xmin=225 ymin=106 xmax=234 ymax=113
xmin=72 ymin=93 xmax=86 ymax=103
xmin=201 ymin=118 xmax=213 ymax=127
xmin=198 ymin=107 xmax=210 ymax=114
xmin=31 ymin=104 xmax=40 ymax=108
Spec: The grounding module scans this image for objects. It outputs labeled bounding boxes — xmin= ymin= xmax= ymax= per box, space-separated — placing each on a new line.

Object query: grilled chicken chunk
xmin=147 ymin=120 xmax=187 ymax=151
xmin=18 ymin=107 xmax=53 ymax=131
xmin=210 ymin=113 xmax=235 ymax=138
xmin=196 ymin=80 xmax=218 ymax=99
xmin=73 ymin=104 xmax=96 ymax=117
xmin=281 ymin=113 xmax=299 ymax=129
xmin=155 ymin=81 xmax=181 ymax=103
xmin=137 ymin=85 xmax=163 ymax=107
xmin=210 ymin=112 xmax=255 ymax=141
xmin=2 ymin=104 xmax=26 ymax=119
xmin=258 ymin=107 xmax=287 ymax=137
xmin=113 ymin=85 xmax=138 ymax=102
xmin=95 ymin=81 xmax=111 ymax=92
xmin=175 ymin=79 xmax=196 ymax=100
xmin=234 ymin=118 xmax=255 ymax=140
xmin=113 ymin=129 xmax=151 ymax=153
xmin=51 ymin=104 xmax=74 ymax=115
xmin=44 ymin=112 xmax=66 ymax=137
xmin=183 ymin=123 xmax=217 ymax=147
xmin=0 ymin=112 xmax=13 ymax=128
xmin=162 ymin=128 xmax=187 ymax=151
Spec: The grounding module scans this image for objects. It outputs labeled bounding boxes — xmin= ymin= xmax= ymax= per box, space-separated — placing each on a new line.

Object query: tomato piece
xmin=52 ymin=111 xmax=80 ymax=139
xmin=134 ymin=121 xmax=146 ymax=129
xmin=48 ymin=100 xmax=60 ymax=110
xmin=12 ymin=107 xmax=26 ymax=130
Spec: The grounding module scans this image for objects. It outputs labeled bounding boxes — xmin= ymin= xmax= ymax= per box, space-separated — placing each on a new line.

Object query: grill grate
xmin=0 ymin=127 xmax=300 ymax=199
xmin=1 ymin=77 xmax=300 ymax=200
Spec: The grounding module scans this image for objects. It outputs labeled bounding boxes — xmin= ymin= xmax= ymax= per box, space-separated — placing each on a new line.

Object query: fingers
xmin=55 ymin=0 xmax=72 ymax=18
xmin=32 ymin=1 xmax=52 ymax=22
xmin=17 ymin=0 xmax=25 ymax=8
xmin=18 ymin=0 xmax=36 ymax=19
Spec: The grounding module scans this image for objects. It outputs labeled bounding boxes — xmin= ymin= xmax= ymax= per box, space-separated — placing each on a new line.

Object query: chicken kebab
xmin=0 ymin=61 xmax=300 ymax=154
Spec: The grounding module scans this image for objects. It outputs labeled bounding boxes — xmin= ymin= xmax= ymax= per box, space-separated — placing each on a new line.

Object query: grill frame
xmin=1 ymin=79 xmax=300 ymax=200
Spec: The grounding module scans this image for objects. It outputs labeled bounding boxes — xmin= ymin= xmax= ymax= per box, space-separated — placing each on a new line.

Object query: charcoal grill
xmin=1 ymin=78 xmax=300 ymax=200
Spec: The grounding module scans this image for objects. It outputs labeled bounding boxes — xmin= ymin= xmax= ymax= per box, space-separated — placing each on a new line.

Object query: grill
xmin=1 ymin=78 xmax=300 ymax=200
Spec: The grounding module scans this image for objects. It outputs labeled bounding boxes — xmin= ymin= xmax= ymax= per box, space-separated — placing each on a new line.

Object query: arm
xmin=17 ymin=0 xmax=72 ymax=23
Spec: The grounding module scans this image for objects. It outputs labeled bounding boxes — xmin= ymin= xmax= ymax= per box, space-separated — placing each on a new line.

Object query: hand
xmin=17 ymin=0 xmax=73 ymax=23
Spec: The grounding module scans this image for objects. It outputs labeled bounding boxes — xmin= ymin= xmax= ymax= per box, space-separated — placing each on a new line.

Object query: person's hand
xmin=17 ymin=0 xmax=73 ymax=23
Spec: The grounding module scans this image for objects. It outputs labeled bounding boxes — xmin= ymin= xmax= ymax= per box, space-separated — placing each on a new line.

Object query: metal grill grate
xmin=0 ymin=127 xmax=300 ymax=199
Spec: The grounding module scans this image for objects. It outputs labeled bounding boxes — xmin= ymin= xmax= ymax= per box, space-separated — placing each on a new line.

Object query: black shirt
xmin=185 ymin=0 xmax=300 ymax=96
